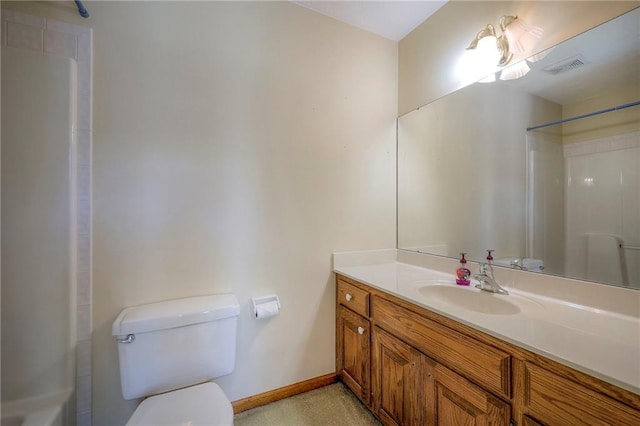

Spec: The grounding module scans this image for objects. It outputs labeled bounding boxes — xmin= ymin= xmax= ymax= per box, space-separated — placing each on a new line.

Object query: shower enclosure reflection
xmin=528 ymin=124 xmax=639 ymax=289
xmin=398 ymin=8 xmax=640 ymax=290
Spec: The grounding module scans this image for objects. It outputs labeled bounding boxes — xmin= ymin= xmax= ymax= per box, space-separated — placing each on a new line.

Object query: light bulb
xmin=476 ymin=35 xmax=500 ymax=67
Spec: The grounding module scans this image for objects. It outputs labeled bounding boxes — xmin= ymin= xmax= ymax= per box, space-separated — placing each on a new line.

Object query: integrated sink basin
xmin=418 ymin=284 xmax=522 ymax=315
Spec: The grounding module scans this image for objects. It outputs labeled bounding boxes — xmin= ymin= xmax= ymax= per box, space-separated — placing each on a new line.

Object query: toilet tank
xmin=112 ymin=294 xmax=240 ymax=400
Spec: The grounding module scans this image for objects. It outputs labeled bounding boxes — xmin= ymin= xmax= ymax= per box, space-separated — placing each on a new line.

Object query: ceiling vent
xmin=542 ymin=54 xmax=587 ymax=75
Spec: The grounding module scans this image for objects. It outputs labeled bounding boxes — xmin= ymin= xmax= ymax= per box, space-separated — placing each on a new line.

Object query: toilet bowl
xmin=127 ymin=383 xmax=233 ymax=425
xmin=112 ymin=294 xmax=240 ymax=425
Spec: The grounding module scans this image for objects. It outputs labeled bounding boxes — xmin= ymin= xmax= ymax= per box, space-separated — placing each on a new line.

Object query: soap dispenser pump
xmin=456 ymin=253 xmax=471 ymax=286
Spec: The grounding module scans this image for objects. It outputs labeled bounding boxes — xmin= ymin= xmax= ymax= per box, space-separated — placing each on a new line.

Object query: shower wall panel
xmin=1 ymin=10 xmax=93 ymax=425
xmin=1 ymin=46 xmax=77 ymax=402
xmin=564 ymin=132 xmax=640 ymax=289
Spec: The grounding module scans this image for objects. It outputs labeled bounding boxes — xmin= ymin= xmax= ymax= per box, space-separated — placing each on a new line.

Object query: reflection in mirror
xmin=398 ymin=8 xmax=640 ymax=290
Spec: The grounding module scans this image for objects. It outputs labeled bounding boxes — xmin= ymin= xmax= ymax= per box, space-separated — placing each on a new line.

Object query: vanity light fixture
xmin=466 ymin=22 xmax=512 ymax=67
xmin=499 ymin=60 xmax=530 ymax=81
xmin=465 ymin=15 xmax=542 ymax=81
xmin=500 ymin=15 xmax=544 ymax=56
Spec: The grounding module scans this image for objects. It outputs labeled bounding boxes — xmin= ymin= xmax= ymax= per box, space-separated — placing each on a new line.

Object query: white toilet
xmin=112 ymin=294 xmax=240 ymax=425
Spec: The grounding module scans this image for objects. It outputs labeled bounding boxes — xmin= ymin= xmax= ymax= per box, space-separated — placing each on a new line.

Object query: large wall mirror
xmin=398 ymin=8 xmax=640 ymax=290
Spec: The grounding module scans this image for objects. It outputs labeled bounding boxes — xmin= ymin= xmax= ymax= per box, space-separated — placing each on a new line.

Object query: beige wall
xmin=562 ymin=81 xmax=640 ymax=143
xmin=3 ymin=2 xmax=397 ymax=425
xmin=399 ymin=1 xmax=640 ymax=115
xmin=91 ymin=3 xmax=396 ymax=425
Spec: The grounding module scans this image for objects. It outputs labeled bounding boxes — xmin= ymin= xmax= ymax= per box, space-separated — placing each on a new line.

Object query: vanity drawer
xmin=522 ymin=362 xmax=639 ymax=425
xmin=337 ymin=278 xmax=370 ymax=318
xmin=372 ymin=296 xmax=511 ymax=399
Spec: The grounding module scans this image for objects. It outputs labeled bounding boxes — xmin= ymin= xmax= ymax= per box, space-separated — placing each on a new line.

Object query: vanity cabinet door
xmin=337 ymin=306 xmax=370 ymax=405
xmin=372 ymin=327 xmax=423 ymax=426
xmin=427 ymin=362 xmax=511 ymax=426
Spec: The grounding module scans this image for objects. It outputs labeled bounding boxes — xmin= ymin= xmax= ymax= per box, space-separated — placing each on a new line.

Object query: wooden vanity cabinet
xmin=521 ymin=415 xmax=544 ymax=426
xmin=335 ymin=274 xmax=640 ymax=426
xmin=336 ymin=277 xmax=371 ymax=405
xmin=520 ymin=362 xmax=640 ymax=425
xmin=373 ymin=295 xmax=511 ymax=400
xmin=372 ymin=326 xmax=509 ymax=426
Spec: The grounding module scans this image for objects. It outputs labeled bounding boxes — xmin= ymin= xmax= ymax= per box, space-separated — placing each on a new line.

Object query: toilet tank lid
xmin=112 ymin=294 xmax=240 ymax=336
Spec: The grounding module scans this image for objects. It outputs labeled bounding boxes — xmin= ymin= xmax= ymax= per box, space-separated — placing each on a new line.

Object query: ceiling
xmin=501 ymin=7 xmax=640 ymax=105
xmin=292 ymin=1 xmax=447 ymax=41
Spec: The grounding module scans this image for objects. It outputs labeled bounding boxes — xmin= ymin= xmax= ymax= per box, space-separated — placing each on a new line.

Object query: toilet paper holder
xmin=251 ymin=294 xmax=281 ymax=319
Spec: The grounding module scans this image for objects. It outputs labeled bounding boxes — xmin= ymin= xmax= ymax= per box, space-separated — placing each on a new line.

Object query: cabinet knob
xmin=357 ymin=326 xmax=365 ymax=335
xmin=345 ymin=293 xmax=353 ymax=302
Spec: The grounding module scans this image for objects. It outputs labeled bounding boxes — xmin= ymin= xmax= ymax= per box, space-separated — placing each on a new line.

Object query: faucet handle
xmin=486 ymin=249 xmax=494 ymax=263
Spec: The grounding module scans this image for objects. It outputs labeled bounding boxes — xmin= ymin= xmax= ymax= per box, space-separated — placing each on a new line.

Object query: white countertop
xmin=334 ymin=257 xmax=640 ymax=396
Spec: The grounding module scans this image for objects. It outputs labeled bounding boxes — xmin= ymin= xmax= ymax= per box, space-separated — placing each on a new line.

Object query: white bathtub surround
xmin=333 ymin=249 xmax=640 ymax=395
xmin=2 ymin=10 xmax=93 ymax=426
xmin=2 ymin=46 xmax=76 ymax=405
xmin=564 ymin=131 xmax=640 ymax=289
xmin=1 ymin=389 xmax=72 ymax=426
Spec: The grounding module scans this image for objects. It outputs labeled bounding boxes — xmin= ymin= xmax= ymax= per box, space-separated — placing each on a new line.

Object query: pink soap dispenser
xmin=456 ymin=253 xmax=471 ymax=286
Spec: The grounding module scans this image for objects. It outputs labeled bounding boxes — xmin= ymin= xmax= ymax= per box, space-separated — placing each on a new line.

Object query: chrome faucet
xmin=510 ymin=258 xmax=527 ymax=270
xmin=474 ymin=263 xmax=509 ymax=295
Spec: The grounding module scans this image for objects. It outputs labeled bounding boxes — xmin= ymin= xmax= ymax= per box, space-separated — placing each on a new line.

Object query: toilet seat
xmin=127 ymin=382 xmax=233 ymax=426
